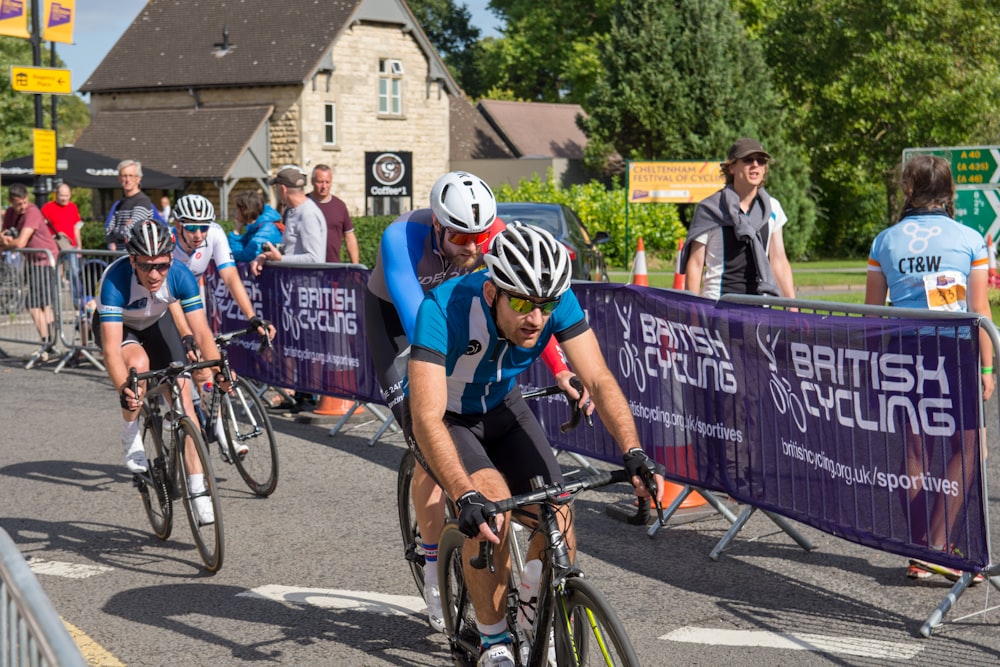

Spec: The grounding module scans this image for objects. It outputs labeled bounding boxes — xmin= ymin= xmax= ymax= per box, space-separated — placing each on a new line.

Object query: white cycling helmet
xmin=484 ymin=222 xmax=572 ymax=299
xmin=430 ymin=171 xmax=496 ymax=233
xmin=173 ymin=194 xmax=215 ymax=222
xmin=126 ymin=220 xmax=175 ymax=257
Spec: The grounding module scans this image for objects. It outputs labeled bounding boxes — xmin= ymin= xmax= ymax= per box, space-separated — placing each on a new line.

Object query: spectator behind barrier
xmin=1 ymin=182 xmax=59 ymax=358
xmin=228 ymin=191 xmax=282 ymax=263
xmin=865 ymin=153 xmax=995 ymax=584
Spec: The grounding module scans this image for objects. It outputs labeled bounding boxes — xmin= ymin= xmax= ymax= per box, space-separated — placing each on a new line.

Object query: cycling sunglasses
xmin=135 ymin=260 xmax=172 ymax=273
xmin=447 ymin=229 xmax=491 ymax=246
xmin=182 ymin=223 xmax=211 ymax=233
xmin=740 ymin=155 xmax=769 ymax=166
xmin=500 ymin=289 xmax=560 ymax=315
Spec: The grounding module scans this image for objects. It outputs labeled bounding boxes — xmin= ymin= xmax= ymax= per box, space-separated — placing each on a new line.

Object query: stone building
xmin=75 ymin=0 xmax=464 ymax=219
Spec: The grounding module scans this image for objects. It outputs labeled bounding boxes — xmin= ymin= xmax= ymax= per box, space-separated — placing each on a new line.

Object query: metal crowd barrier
xmin=1 ymin=528 xmax=86 ymax=666
xmin=52 ymin=249 xmax=125 ymax=373
xmin=719 ymin=294 xmax=1000 ymax=637
xmin=0 ymin=248 xmax=58 ymax=369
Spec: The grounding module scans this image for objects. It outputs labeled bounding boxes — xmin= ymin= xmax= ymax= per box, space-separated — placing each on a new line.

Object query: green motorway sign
xmin=903 ymin=145 xmax=1000 ymax=185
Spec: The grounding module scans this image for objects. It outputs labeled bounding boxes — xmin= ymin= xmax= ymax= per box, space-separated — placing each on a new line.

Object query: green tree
xmin=762 ymin=0 xmax=1000 ymax=256
xmin=0 ymin=37 xmax=89 ymax=162
xmin=407 ymin=0 xmax=491 ymax=96
xmin=482 ymin=0 xmax=615 ymax=102
xmin=580 ymin=0 xmax=816 ymax=259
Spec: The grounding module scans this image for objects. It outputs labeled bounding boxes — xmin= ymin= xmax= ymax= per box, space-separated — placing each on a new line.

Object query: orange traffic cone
xmin=673 ymin=239 xmax=686 ymax=290
xmin=312 ymin=395 xmax=356 ymax=416
xmin=631 ymin=237 xmax=648 ymax=286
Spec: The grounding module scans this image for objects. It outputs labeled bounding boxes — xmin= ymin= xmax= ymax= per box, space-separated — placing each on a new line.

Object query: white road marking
xmin=28 ymin=559 xmax=114 ymax=579
xmin=661 ymin=626 xmax=922 ymax=660
xmin=240 ymin=585 xmax=427 ymax=617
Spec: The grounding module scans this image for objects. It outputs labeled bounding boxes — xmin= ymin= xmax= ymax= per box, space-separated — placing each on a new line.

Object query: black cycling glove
xmin=623 ymin=447 xmax=663 ymax=487
xmin=455 ymin=490 xmax=491 ymax=538
xmin=181 ymin=335 xmax=198 ymax=358
xmin=248 ymin=315 xmax=266 ymax=331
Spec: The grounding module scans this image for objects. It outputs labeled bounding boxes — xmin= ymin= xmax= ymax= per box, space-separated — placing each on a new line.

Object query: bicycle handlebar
xmin=469 ymin=470 xmax=630 ymax=572
xmin=521 ymin=376 xmax=592 ymax=433
xmin=214 ymin=321 xmax=273 ymax=351
xmin=127 ymin=358 xmax=225 ymax=402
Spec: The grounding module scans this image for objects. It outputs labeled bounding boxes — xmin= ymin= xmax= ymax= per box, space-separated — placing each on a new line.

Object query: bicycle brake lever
xmin=468 ymin=517 xmax=498 ymax=572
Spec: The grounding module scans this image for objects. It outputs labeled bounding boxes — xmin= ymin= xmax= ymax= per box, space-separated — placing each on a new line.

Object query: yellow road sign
xmin=627 ymin=161 xmax=725 ymax=203
xmin=34 ymin=129 xmax=57 ymax=175
xmin=10 ymin=65 xmax=72 ymax=95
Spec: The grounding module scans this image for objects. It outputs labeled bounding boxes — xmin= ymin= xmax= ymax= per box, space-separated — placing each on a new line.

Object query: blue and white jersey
xmin=868 ymin=211 xmax=987 ymax=311
xmin=97 ymin=256 xmax=203 ymax=331
xmin=410 ymin=271 xmax=588 ymax=414
xmin=172 ymin=223 xmax=236 ymax=279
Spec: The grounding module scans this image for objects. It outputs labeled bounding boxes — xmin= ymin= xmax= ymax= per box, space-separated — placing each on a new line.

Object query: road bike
xmin=129 ymin=358 xmax=226 ymax=572
xmin=439 ymin=467 xmax=654 ymax=666
xmin=197 ymin=324 xmax=279 ymax=497
xmin=397 ymin=383 xmax=589 ymax=597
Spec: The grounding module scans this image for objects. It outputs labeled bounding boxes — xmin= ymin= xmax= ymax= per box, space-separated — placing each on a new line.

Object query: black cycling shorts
xmin=93 ymin=312 xmax=187 ymax=371
xmin=440 ymin=388 xmax=563 ymax=497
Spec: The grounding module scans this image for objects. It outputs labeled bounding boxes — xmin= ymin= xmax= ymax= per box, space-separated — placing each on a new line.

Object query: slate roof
xmin=477 ymin=100 xmax=589 ymax=159
xmin=74 ymin=106 xmax=273 ymax=179
xmin=82 ymin=0 xmax=364 ymax=92
xmin=449 ymin=96 xmax=515 ymax=160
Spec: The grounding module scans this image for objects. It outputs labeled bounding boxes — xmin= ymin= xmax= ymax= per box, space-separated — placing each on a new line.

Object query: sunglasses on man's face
xmin=740 ymin=155 xmax=769 ymax=166
xmin=182 ymin=224 xmax=211 ymax=233
xmin=501 ymin=289 xmax=560 ymax=315
xmin=135 ymin=260 xmax=172 ymax=274
xmin=447 ymin=229 xmax=491 ymax=246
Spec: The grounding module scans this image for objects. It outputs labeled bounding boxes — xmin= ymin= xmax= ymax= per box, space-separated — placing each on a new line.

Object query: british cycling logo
xmin=126 ymin=297 xmax=148 ymax=309
xmin=756 ymin=322 xmax=957 ymax=438
xmin=755 ymin=323 xmax=808 ymax=433
xmin=466 ymin=340 xmax=482 ymax=356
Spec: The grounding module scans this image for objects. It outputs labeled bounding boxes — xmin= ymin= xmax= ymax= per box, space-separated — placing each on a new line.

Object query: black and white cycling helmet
xmin=430 ymin=171 xmax=496 ymax=233
xmin=484 ymin=222 xmax=572 ymax=299
xmin=126 ymin=220 xmax=175 ymax=256
xmin=172 ymin=194 xmax=215 ymax=222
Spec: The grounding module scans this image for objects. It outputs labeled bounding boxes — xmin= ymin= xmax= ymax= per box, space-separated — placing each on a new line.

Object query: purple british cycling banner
xmin=207 ymin=265 xmax=988 ymax=572
xmin=525 ymin=283 xmax=988 ymax=571
xmin=204 ymin=263 xmax=382 ymax=403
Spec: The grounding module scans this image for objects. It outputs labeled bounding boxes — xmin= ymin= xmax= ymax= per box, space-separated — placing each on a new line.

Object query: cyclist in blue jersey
xmin=366 ymin=171 xmax=589 ymax=633
xmin=96 ymin=220 xmax=228 ymax=525
xmin=408 ymin=223 xmax=665 ymax=666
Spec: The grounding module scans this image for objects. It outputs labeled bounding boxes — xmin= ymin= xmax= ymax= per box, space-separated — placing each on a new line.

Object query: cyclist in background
xmin=170 ymin=194 xmax=274 ymax=453
xmin=95 ymin=220 xmax=227 ymax=525
xmin=365 ymin=171 xmax=589 ymax=633
xmin=408 ymin=223 xmax=665 ymax=667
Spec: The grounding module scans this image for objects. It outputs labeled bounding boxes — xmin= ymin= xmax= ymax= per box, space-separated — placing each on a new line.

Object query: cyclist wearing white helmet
xmin=171 ymin=194 xmax=273 ymax=341
xmin=408 ymin=222 xmax=665 ymax=664
xmin=95 ymin=219 xmax=229 ymax=524
xmin=365 ymin=172 xmax=589 ymax=633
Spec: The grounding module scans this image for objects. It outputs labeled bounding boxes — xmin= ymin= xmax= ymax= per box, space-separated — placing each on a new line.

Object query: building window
xmin=324 ymin=103 xmax=336 ymax=145
xmin=378 ymin=58 xmax=403 ymax=115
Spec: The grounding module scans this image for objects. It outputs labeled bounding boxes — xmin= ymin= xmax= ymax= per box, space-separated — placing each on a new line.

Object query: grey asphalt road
xmin=2 ymin=348 xmax=1000 ymax=666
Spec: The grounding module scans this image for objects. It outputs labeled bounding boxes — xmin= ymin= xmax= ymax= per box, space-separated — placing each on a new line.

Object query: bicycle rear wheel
xmin=220 ymin=376 xmax=279 ymax=496
xmin=137 ymin=404 xmax=172 ymax=540
xmin=438 ymin=522 xmax=481 ymax=667
xmin=397 ymin=450 xmax=425 ymax=595
xmin=553 ymin=577 xmax=639 ymax=666
xmin=175 ymin=417 xmax=225 ymax=572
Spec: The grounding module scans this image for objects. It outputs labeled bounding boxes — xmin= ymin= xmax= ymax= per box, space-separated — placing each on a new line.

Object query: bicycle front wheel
xmin=397 ymin=450 xmax=425 ymax=596
xmin=175 ymin=417 xmax=225 ymax=572
xmin=221 ymin=376 xmax=279 ymax=496
xmin=138 ymin=404 xmax=172 ymax=540
xmin=438 ymin=522 xmax=481 ymax=667
xmin=552 ymin=577 xmax=639 ymax=666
